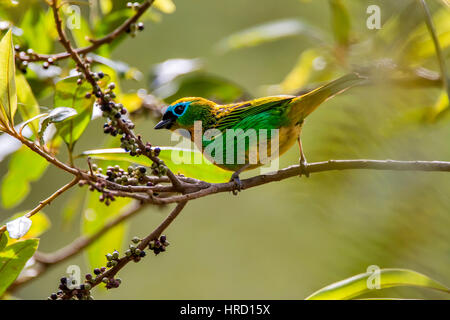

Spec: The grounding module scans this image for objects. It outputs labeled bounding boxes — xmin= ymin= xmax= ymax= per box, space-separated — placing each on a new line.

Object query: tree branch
xmin=17 ymin=0 xmax=155 ymax=63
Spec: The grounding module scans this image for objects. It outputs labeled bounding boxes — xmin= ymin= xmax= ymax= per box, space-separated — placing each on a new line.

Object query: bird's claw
xmin=230 ymin=173 xmax=242 ymax=195
xmin=299 ymin=158 xmax=310 ymax=178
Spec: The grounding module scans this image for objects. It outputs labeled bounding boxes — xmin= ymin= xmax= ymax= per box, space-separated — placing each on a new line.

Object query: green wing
xmin=213 ymin=96 xmax=294 ymax=132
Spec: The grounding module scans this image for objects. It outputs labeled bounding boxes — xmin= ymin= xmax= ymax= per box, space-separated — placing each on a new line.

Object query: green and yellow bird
xmin=155 ymin=73 xmax=365 ymax=189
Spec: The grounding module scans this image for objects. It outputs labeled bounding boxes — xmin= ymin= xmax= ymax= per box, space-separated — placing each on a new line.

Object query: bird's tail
xmin=292 ymin=72 xmax=367 ymax=119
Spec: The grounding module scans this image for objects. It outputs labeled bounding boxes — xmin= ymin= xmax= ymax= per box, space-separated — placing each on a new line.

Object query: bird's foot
xmin=299 ymin=158 xmax=310 ymax=178
xmin=230 ymin=172 xmax=242 ymax=195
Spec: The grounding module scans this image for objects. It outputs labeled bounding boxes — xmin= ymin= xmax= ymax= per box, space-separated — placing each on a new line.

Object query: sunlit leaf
xmin=403 ymin=7 xmax=450 ymax=63
xmin=154 ymin=0 xmax=176 ymax=14
xmin=306 ymin=268 xmax=450 ymax=300
xmin=425 ymin=91 xmax=449 ymax=122
xmin=1 ymin=146 xmax=48 ymax=209
xmin=39 ymin=107 xmax=77 ymax=145
xmin=0 ymin=29 xmax=17 ymax=129
xmin=82 ymin=192 xmax=129 ymax=271
xmin=16 ymin=73 xmax=40 ymax=136
xmin=116 ymin=93 xmax=142 ymax=114
xmin=217 ymin=19 xmax=323 ymax=52
xmin=329 ymin=0 xmax=351 ymax=46
xmin=0 ymin=238 xmax=39 ymax=296
xmin=100 ymin=0 xmax=113 ymax=15
xmin=80 ymin=147 xmax=232 ymax=183
xmin=54 ymin=76 xmax=95 ymax=151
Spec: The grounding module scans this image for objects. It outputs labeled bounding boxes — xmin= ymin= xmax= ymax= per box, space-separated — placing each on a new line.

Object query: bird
xmin=154 ymin=73 xmax=365 ymax=192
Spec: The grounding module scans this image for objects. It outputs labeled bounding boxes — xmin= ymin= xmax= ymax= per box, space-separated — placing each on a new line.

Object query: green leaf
xmin=54 ymin=76 xmax=95 ymax=151
xmin=217 ymin=19 xmax=323 ymax=52
xmin=158 ymin=72 xmax=250 ymax=104
xmin=38 ymin=107 xmax=77 ymax=146
xmin=0 ymin=29 xmax=17 ymax=129
xmin=16 ymin=73 xmax=40 ymax=136
xmin=0 ymin=233 xmax=7 ymax=251
xmin=329 ymin=0 xmax=351 ymax=46
xmin=61 ymin=189 xmax=86 ymax=228
xmin=0 ymin=238 xmax=39 ymax=296
xmin=19 ymin=8 xmax=52 ymax=54
xmin=306 ymin=268 xmax=450 ymax=300
xmin=82 ymin=192 xmax=129 ymax=271
xmin=1 ymin=146 xmax=49 ymax=209
xmin=4 ymin=212 xmax=50 ymax=241
xmin=80 ymin=147 xmax=232 ymax=183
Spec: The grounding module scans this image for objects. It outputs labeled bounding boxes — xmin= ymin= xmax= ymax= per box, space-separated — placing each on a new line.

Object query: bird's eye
xmin=173 ymin=104 xmax=185 ymax=116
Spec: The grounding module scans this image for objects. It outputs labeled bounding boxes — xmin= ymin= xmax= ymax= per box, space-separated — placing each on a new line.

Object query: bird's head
xmin=154 ymin=97 xmax=216 ymax=131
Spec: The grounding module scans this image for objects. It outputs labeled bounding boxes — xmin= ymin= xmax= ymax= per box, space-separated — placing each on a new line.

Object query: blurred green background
xmin=1 ymin=0 xmax=449 ymax=299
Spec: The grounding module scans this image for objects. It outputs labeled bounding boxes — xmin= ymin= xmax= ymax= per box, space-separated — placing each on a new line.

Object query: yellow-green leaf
xmin=1 ymin=146 xmax=49 ymax=209
xmin=0 ymin=29 xmax=17 ymax=129
xmin=0 ymin=238 xmax=39 ymax=296
xmin=82 ymin=192 xmax=129 ymax=271
xmin=306 ymin=268 xmax=450 ymax=300
xmin=329 ymin=0 xmax=351 ymax=46
xmin=425 ymin=91 xmax=449 ymax=122
xmin=154 ymin=0 xmax=176 ymax=14
xmin=80 ymin=147 xmax=232 ymax=183
xmin=16 ymin=73 xmax=40 ymax=136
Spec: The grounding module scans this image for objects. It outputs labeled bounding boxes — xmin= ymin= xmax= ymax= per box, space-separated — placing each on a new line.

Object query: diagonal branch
xmin=49 ymin=0 xmax=183 ymax=191
xmin=17 ymin=0 xmax=155 ymax=63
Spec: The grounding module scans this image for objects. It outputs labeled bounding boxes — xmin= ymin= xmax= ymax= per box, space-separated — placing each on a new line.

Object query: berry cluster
xmin=125 ymin=237 xmax=147 ymax=262
xmin=15 ymin=45 xmax=56 ymax=73
xmin=91 ymin=267 xmax=121 ymax=290
xmin=125 ymin=3 xmax=145 ymax=37
xmin=106 ymin=250 xmax=121 ymax=268
xmin=48 ymin=276 xmax=93 ymax=300
xmin=95 ymin=162 xmax=165 ymax=186
xmin=79 ymin=179 xmax=116 ymax=206
xmin=102 ymin=277 xmax=122 ymax=290
xmin=148 ymin=235 xmax=170 ymax=255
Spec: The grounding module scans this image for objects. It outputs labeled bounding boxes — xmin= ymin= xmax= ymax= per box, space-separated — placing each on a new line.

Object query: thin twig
xmin=87 ymin=201 xmax=188 ymax=287
xmin=9 ymin=201 xmax=150 ymax=290
xmin=0 ymin=177 xmax=79 ymax=235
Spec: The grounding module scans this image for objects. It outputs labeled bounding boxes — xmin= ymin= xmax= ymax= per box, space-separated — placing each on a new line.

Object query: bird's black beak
xmin=154 ymin=118 xmax=174 ymax=129
xmin=154 ymin=111 xmax=176 ymax=129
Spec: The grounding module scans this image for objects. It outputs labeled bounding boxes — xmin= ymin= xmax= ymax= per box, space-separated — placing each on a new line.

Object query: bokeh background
xmin=1 ymin=0 xmax=449 ymax=299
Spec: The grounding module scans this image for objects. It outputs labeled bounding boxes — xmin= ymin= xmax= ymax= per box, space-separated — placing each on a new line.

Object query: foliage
xmin=0 ymin=0 xmax=448 ymax=300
